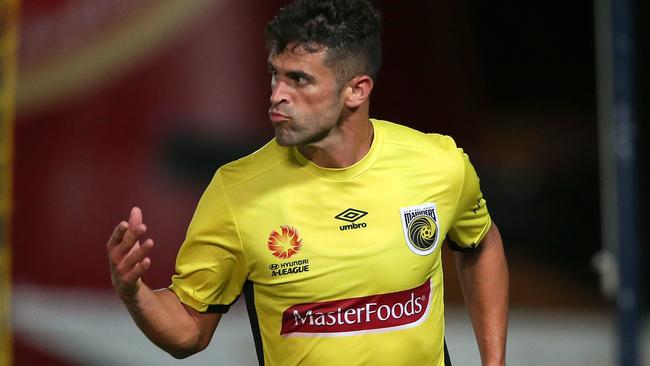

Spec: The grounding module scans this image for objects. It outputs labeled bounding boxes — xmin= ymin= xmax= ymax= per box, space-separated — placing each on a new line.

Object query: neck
xmin=298 ymin=111 xmax=374 ymax=169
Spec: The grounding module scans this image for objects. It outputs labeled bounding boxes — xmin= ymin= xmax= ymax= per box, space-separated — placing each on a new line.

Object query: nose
xmin=270 ymin=79 xmax=288 ymax=106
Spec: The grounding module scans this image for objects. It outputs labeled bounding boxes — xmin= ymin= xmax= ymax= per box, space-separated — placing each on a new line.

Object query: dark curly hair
xmin=265 ymin=0 xmax=382 ymax=85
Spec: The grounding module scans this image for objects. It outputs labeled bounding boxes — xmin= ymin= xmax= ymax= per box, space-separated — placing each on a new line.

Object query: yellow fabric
xmin=170 ymin=119 xmax=491 ymax=365
xmin=0 ymin=1 xmax=19 ymax=364
xmin=447 ymin=148 xmax=492 ymax=248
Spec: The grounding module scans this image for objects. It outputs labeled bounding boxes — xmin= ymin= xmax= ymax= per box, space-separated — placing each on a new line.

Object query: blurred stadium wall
xmin=9 ymin=0 xmax=649 ymax=365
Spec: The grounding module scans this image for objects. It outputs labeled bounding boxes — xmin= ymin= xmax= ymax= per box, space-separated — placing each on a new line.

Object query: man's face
xmin=268 ymin=44 xmax=345 ymax=147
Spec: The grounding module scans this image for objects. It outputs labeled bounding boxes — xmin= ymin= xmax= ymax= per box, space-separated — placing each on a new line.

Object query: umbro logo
xmin=335 ymin=208 xmax=368 ymax=222
xmin=335 ymin=208 xmax=368 ymax=231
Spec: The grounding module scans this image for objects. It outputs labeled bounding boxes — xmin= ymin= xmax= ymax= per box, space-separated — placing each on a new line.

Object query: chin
xmin=274 ymin=131 xmax=300 ymax=147
xmin=274 ymin=128 xmax=305 ymax=147
xmin=274 ymin=126 xmax=329 ymax=147
xmin=275 ymin=138 xmax=295 ymax=147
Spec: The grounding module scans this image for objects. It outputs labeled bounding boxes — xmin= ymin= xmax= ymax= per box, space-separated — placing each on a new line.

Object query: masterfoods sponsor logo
xmin=280 ymin=279 xmax=432 ymax=336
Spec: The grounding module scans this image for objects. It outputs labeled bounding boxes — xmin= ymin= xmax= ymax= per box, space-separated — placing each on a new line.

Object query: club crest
xmin=400 ymin=203 xmax=439 ymax=255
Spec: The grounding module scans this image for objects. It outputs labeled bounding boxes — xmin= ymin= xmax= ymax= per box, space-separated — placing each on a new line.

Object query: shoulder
xmin=374 ymin=119 xmax=468 ymax=180
xmin=215 ymin=138 xmax=290 ymax=189
xmin=373 ymin=119 xmax=464 ymax=167
xmin=373 ymin=119 xmax=460 ymax=154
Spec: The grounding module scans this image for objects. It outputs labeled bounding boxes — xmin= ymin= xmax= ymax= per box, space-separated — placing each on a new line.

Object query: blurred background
xmin=1 ymin=0 xmax=648 ymax=365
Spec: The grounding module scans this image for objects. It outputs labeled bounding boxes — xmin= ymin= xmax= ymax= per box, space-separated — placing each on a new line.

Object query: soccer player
xmin=106 ymin=0 xmax=509 ymax=365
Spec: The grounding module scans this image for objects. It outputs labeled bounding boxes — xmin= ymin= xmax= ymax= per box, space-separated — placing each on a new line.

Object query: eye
xmin=287 ymin=72 xmax=312 ymax=86
xmin=267 ymin=64 xmax=278 ymax=79
xmin=293 ymin=75 xmax=307 ymax=85
xmin=269 ymin=68 xmax=277 ymax=87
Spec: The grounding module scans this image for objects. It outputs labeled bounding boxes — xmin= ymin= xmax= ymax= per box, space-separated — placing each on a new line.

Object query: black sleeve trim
xmin=205 ymin=304 xmax=231 ymax=313
xmin=446 ymin=238 xmax=480 ymax=253
xmin=205 ymin=294 xmax=241 ymax=314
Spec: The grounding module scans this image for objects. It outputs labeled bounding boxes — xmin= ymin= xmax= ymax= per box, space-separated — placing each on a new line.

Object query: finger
xmin=107 ymin=221 xmax=128 ymax=249
xmin=124 ymin=207 xmax=145 ymax=242
xmin=111 ymin=241 xmax=147 ymax=282
xmin=129 ymin=207 xmax=143 ymax=227
xmin=118 ymin=208 xmax=147 ymax=253
xmin=123 ymin=257 xmax=152 ymax=284
xmin=110 ymin=241 xmax=139 ymax=269
xmin=120 ymin=239 xmax=154 ymax=272
xmin=114 ymin=226 xmax=146 ymax=257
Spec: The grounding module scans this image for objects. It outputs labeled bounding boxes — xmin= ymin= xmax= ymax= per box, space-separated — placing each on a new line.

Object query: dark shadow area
xmin=637 ymin=0 xmax=649 ymax=310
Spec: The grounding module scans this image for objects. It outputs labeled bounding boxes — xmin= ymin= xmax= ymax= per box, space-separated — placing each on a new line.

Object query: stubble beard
xmin=274 ymin=103 xmax=343 ymax=147
xmin=273 ymin=119 xmax=335 ymax=147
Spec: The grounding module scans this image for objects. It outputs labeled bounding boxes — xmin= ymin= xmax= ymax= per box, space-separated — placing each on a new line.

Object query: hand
xmin=107 ymin=207 xmax=155 ymax=300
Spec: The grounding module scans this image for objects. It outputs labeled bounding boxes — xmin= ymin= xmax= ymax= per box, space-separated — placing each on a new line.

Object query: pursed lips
xmin=269 ymin=110 xmax=290 ymax=123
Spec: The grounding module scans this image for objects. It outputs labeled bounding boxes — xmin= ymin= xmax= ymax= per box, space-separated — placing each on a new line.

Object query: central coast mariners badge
xmin=400 ymin=203 xmax=440 ymax=255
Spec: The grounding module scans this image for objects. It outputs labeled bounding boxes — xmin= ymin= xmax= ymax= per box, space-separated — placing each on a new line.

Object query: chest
xmin=229 ymin=170 xmax=459 ymax=300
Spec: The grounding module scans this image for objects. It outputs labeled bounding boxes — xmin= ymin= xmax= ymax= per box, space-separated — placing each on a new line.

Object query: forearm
xmin=121 ymin=282 xmax=208 ymax=358
xmin=455 ymin=224 xmax=509 ymax=366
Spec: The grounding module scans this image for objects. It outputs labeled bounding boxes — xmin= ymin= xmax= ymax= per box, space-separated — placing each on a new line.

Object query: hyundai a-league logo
xmin=268 ymin=225 xmax=302 ymax=259
xmin=400 ymin=203 xmax=439 ymax=255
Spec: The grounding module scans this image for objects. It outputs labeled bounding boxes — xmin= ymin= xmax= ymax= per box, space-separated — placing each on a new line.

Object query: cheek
xmin=301 ymin=93 xmax=329 ymax=114
xmin=297 ymin=86 xmax=342 ymax=120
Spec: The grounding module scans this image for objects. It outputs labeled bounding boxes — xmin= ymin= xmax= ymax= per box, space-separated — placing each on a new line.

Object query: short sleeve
xmin=447 ymin=150 xmax=492 ymax=251
xmin=169 ymin=170 xmax=248 ymax=313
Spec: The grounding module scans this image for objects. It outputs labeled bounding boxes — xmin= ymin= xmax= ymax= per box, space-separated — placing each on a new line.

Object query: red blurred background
xmin=10 ymin=0 xmax=649 ymax=364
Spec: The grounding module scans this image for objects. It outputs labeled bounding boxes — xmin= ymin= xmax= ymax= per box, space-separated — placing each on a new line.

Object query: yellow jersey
xmin=169 ymin=119 xmax=491 ymax=365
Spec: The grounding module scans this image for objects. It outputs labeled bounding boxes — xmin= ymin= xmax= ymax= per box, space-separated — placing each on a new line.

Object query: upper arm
xmin=154 ymin=288 xmax=222 ymax=355
xmin=453 ymin=222 xmax=506 ymax=272
xmin=162 ymin=171 xmax=247 ymax=355
xmin=477 ymin=222 xmax=503 ymax=252
xmin=447 ymin=150 xmax=491 ymax=251
xmin=170 ymin=171 xmax=248 ymax=313
xmin=183 ymin=300 xmax=222 ymax=350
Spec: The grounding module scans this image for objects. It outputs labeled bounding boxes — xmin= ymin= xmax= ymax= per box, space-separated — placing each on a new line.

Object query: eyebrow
xmin=268 ymin=61 xmax=315 ymax=82
xmin=286 ymin=71 xmax=314 ymax=82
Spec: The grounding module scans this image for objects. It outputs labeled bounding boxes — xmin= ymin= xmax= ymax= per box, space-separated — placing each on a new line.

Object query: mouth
xmin=269 ymin=111 xmax=290 ymax=123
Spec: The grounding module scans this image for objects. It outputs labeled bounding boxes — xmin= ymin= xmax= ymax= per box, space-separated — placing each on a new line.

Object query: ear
xmin=344 ymin=75 xmax=374 ymax=108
